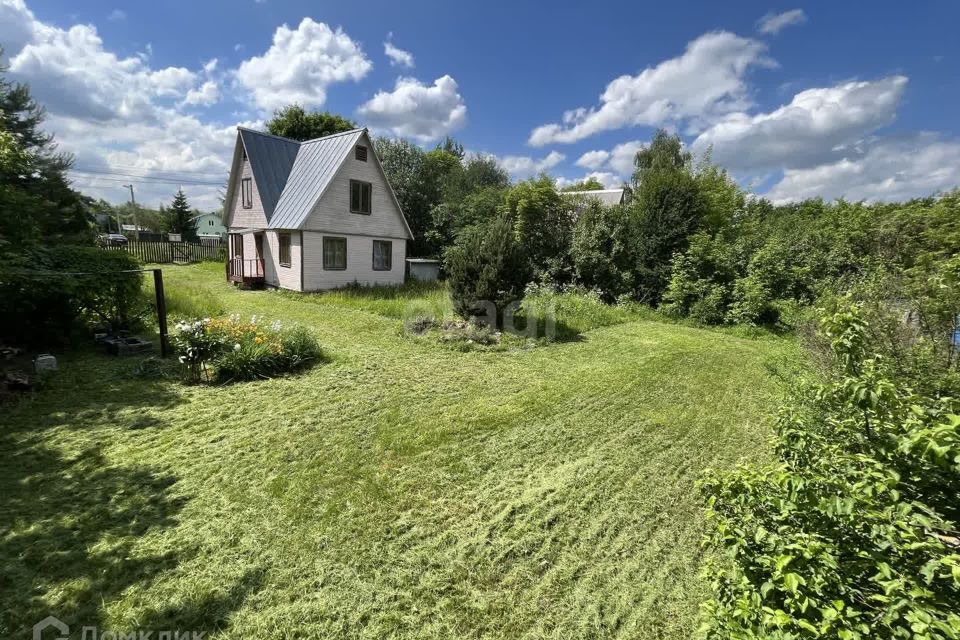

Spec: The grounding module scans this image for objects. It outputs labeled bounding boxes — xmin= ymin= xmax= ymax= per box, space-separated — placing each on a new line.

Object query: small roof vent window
xmin=355 ymin=145 xmax=368 ymax=162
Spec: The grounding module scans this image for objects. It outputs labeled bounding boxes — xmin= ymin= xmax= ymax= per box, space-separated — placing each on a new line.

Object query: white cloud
xmin=575 ymin=150 xmax=609 ymax=170
xmin=0 ymin=0 xmax=235 ymax=208
xmin=203 ymin=58 xmax=218 ymax=73
xmin=236 ymin=18 xmax=371 ymax=112
xmin=384 ymin=34 xmax=414 ymax=68
xmin=357 ymin=75 xmax=466 ymax=143
xmin=107 ymin=8 xmax=126 ymax=22
xmin=766 ymin=133 xmax=960 ymax=203
xmin=757 ymin=9 xmax=807 ymax=35
xmin=574 ymin=140 xmax=644 ymax=178
xmin=555 ymin=171 xmax=622 ymax=190
xmin=692 ymin=76 xmax=908 ymax=172
xmin=498 ymin=150 xmax=565 ymax=179
xmin=182 ymin=80 xmax=220 ymax=106
xmin=528 ymin=31 xmax=774 ymax=146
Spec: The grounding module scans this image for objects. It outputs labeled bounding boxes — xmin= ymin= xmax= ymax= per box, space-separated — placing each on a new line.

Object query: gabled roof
xmin=560 ymin=188 xmax=625 ymax=207
xmin=269 ymin=129 xmax=364 ymax=230
xmin=227 ymin=127 xmax=412 ymax=238
xmin=237 ymin=128 xmax=300 ymax=219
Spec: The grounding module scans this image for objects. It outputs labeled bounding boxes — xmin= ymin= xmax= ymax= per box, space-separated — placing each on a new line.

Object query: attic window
xmin=350 ymin=180 xmax=371 ymax=214
xmin=355 ymin=145 xmax=368 ymax=162
xmin=241 ymin=178 xmax=252 ymax=209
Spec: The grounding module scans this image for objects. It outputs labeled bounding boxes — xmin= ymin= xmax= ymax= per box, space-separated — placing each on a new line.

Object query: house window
xmin=323 ymin=237 xmax=347 ymax=270
xmin=350 ymin=180 xmax=371 ymax=214
xmin=241 ymin=178 xmax=252 ymax=209
xmin=278 ymin=232 xmax=291 ymax=267
xmin=372 ymin=240 xmax=392 ymax=271
xmin=355 ymin=145 xmax=368 ymax=162
xmin=209 ymin=220 xmax=214 ymax=226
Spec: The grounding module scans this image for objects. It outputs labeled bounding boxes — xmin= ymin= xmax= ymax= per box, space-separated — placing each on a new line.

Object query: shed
xmin=407 ymin=258 xmax=441 ymax=282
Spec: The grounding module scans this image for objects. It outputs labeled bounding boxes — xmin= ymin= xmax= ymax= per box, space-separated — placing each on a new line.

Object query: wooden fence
xmin=102 ymin=239 xmax=226 ymax=264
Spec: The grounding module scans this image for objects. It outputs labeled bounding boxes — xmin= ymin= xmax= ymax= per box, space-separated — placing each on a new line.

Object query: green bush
xmin=444 ymin=214 xmax=530 ymax=326
xmin=0 ymin=245 xmax=143 ymax=346
xmin=570 ymin=200 xmax=639 ymax=301
xmin=700 ymin=303 xmax=960 ymax=639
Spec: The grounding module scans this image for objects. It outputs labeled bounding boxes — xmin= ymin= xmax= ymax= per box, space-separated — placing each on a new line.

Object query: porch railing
xmin=227 ymin=257 xmax=265 ymax=282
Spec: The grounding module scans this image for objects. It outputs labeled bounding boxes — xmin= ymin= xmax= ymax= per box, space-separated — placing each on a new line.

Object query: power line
xmin=68 ymin=169 xmax=223 ymax=186
xmin=77 ymin=161 xmax=228 ymax=178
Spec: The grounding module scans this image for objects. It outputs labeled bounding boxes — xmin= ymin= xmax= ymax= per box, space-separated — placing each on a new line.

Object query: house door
xmin=230 ymin=233 xmax=243 ymax=260
xmin=254 ymin=233 xmax=265 ymax=278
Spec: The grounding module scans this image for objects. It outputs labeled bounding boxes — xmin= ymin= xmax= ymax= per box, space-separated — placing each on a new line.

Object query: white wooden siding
xmin=232 ymin=231 xmax=301 ymax=290
xmin=227 ymin=158 xmax=268 ymax=229
xmin=301 ymin=133 xmax=409 ymax=238
xmin=302 ymin=232 xmax=406 ymax=290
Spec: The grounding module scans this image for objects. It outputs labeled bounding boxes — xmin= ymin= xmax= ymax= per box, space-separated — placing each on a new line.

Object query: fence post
xmin=153 ymin=269 xmax=169 ymax=358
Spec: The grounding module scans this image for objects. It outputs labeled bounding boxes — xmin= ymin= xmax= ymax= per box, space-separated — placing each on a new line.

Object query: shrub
xmin=171 ymin=315 xmax=324 ymax=383
xmin=700 ymin=303 xmax=960 ymax=639
xmin=444 ymin=214 xmax=530 ymax=326
xmin=570 ymin=201 xmax=639 ymax=301
xmin=503 ymin=177 xmax=576 ymax=283
xmin=0 ymin=245 xmax=144 ymax=346
xmin=662 ymin=233 xmax=735 ymax=324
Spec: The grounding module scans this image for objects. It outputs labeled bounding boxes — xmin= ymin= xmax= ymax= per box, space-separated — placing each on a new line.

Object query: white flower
xmin=234 ymin=343 xmax=241 ymax=352
xmin=271 ymin=320 xmax=282 ymax=332
xmin=250 ymin=315 xmax=258 ymax=325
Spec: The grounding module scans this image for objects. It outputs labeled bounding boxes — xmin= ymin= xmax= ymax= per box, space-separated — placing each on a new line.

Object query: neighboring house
xmin=560 ymin=188 xmax=626 ymax=207
xmin=192 ymin=212 xmax=227 ymax=239
xmin=223 ymin=127 xmax=413 ymax=290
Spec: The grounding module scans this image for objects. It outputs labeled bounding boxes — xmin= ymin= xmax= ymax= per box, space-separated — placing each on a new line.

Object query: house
xmin=560 ymin=188 xmax=626 ymax=207
xmin=223 ymin=127 xmax=413 ymax=290
xmin=192 ymin=212 xmax=227 ymax=240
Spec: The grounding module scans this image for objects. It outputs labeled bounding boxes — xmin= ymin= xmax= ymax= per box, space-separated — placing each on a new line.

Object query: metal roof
xmin=237 ymin=128 xmax=300 ymax=220
xmin=268 ymin=129 xmax=364 ymax=230
xmin=560 ymin=188 xmax=625 ymax=207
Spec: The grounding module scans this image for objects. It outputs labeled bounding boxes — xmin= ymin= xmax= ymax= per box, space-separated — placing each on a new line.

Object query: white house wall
xmin=302 ymin=133 xmax=410 ymax=239
xmin=227 ymin=158 xmax=268 ymax=229
xmin=302 ymin=232 xmax=405 ymax=290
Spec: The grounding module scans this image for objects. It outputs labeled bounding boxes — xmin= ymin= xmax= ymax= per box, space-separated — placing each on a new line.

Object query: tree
xmin=265 ymin=105 xmax=356 ymax=141
xmin=0 ymin=61 xmax=91 ymax=248
xmin=164 ymin=189 xmax=198 ymax=241
xmin=630 ymin=129 xmax=706 ymax=303
xmin=560 ymin=177 xmax=606 ymax=192
xmin=502 ymin=176 xmax=576 ymax=283
xmin=632 ymin=128 xmax=690 ymax=181
xmin=571 ymin=201 xmax=640 ymax=300
xmin=445 ymin=215 xmax=531 ymax=326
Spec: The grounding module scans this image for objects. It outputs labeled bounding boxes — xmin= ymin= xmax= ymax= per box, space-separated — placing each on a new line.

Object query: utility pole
xmin=123 ymin=183 xmax=140 ymax=240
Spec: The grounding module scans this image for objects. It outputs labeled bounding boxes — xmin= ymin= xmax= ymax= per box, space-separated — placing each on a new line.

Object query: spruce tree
xmin=164 ymin=189 xmax=198 ymax=241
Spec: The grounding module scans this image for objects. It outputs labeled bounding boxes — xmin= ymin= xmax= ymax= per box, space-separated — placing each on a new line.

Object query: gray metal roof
xmin=238 ymin=128 xmax=300 ymax=220
xmin=268 ymin=129 xmax=363 ymax=230
xmin=561 ymin=188 xmax=625 ymax=207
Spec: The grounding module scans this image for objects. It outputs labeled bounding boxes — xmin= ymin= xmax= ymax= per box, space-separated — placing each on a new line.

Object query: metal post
xmin=153 ymin=269 xmax=169 ymax=357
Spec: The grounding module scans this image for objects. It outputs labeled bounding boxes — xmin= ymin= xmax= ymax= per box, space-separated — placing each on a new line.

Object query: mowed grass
xmin=1 ymin=263 xmax=799 ymax=639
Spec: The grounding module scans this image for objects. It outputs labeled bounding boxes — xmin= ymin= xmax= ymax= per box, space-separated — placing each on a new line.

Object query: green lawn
xmin=1 ymin=263 xmax=798 ymax=639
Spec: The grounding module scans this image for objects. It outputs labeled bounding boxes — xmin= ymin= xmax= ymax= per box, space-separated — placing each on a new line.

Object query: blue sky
xmin=2 ymin=0 xmax=960 ymax=209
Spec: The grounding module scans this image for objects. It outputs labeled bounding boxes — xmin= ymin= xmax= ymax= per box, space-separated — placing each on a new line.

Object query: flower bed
xmin=172 ymin=315 xmax=323 ymax=383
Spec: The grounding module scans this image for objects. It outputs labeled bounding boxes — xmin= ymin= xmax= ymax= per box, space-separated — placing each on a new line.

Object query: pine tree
xmin=164 ymin=189 xmax=198 ymax=241
xmin=0 ymin=62 xmax=91 ymax=247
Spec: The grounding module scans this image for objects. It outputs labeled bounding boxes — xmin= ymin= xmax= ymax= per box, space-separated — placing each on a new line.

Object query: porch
xmin=226 ymin=231 xmax=266 ymax=286
xmin=226 ymin=257 xmax=265 ymax=285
